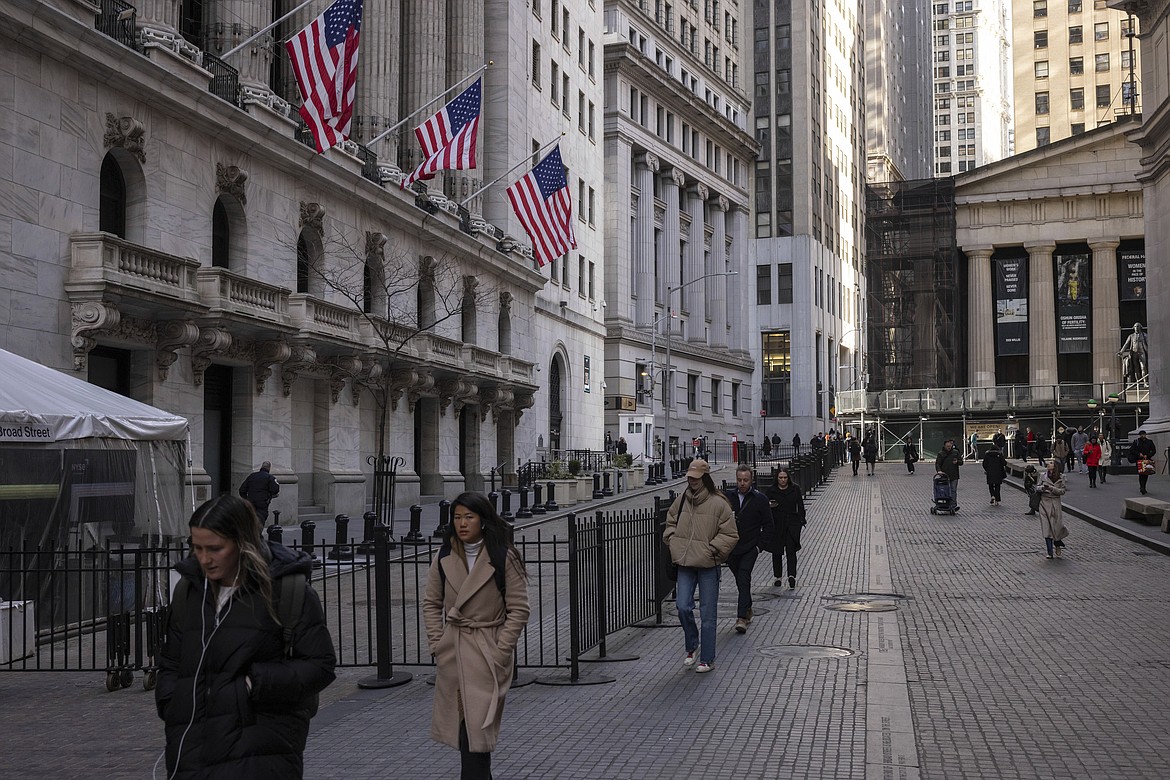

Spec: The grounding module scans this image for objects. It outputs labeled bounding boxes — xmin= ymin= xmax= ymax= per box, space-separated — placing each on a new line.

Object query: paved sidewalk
xmin=3 ymin=463 xmax=1170 ymax=778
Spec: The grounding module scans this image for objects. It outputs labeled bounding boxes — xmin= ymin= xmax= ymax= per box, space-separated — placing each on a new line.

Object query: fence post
xmin=357 ymin=525 xmax=413 ymax=689
xmin=300 ymin=519 xmax=322 ymax=567
xmin=432 ymin=499 xmax=451 ymax=537
xmin=544 ymin=482 xmax=558 ymax=511
xmin=602 ymin=471 xmax=613 ymax=497
xmin=516 ymin=487 xmax=533 ymax=519
xmin=404 ymin=505 xmax=424 ymax=543
xmin=489 ymin=491 xmax=499 ymax=512
xmin=327 ymin=514 xmax=354 ymax=560
xmin=592 ymin=472 xmax=604 ymax=499
xmin=531 ymin=483 xmax=546 ymax=514
xmin=500 ymin=490 xmax=514 ymax=521
xmin=357 ymin=511 xmax=378 ymax=555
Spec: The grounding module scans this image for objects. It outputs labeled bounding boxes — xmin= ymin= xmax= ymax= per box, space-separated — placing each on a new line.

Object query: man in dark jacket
xmin=1130 ymin=430 xmax=1158 ymax=494
xmin=935 ymin=439 xmax=963 ymax=509
xmin=791 ymin=433 xmax=801 ymax=455
xmin=982 ymin=445 xmax=1007 ymax=505
xmin=848 ymin=436 xmax=862 ymax=476
xmin=724 ymin=466 xmax=774 ymax=634
xmin=240 ymin=461 xmax=280 ymax=523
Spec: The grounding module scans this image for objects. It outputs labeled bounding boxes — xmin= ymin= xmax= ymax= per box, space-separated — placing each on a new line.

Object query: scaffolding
xmin=864 ymin=178 xmax=960 ymax=392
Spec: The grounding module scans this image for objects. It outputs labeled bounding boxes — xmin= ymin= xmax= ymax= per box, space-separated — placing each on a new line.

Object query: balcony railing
xmin=289 ymin=294 xmax=361 ymax=341
xmin=195 ymin=267 xmax=289 ymax=321
xmin=69 ymin=233 xmax=201 ymax=305
xmin=203 ymin=52 xmax=242 ymax=107
xmin=837 ymin=382 xmax=1149 ymax=416
xmin=96 ymin=0 xmax=141 ymax=52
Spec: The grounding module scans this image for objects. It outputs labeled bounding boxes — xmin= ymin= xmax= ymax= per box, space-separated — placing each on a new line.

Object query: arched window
xmin=296 ymin=228 xmax=323 ymax=295
xmin=212 ymin=198 xmax=230 ymax=268
xmin=497 ymin=307 xmax=512 ymax=355
xmin=549 ymin=356 xmax=564 ymax=452
xmin=461 ymin=277 xmax=477 ymax=344
xmin=100 ymin=155 xmax=127 ymax=237
xmin=417 ymin=257 xmax=436 ymax=329
xmin=297 ymin=234 xmax=311 ymax=293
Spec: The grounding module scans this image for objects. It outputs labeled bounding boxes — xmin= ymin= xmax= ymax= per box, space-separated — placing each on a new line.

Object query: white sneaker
xmin=682 ymin=651 xmax=696 ymax=667
xmin=695 ymin=662 xmax=714 ymax=673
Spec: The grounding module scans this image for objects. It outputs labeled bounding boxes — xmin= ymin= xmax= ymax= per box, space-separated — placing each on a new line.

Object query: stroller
xmin=930 ymin=473 xmax=958 ymax=515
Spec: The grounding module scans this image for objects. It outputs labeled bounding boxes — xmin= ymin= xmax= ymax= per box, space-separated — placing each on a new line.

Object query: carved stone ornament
xmin=103 ymin=113 xmax=146 ymax=163
xmin=191 ymin=327 xmax=233 ymax=386
xmin=437 ymin=378 xmax=478 ymax=417
xmin=641 ymin=152 xmax=660 ymax=173
xmin=499 ymin=290 xmax=513 ymax=314
xmin=277 ymin=344 xmax=315 ymax=396
xmin=365 ymin=231 xmax=387 ymax=264
xmin=299 ymin=202 xmax=326 ymax=233
xmin=328 ymin=355 xmax=362 ymax=404
xmin=406 ymin=371 xmax=435 ymax=413
xmin=71 ymin=301 xmax=121 ymax=371
xmin=352 ymin=359 xmax=383 ymax=406
xmin=716 ymin=194 xmax=730 ymax=213
xmin=689 ymin=182 xmax=709 ymax=201
xmin=464 ymin=275 xmax=479 ymax=298
xmin=156 ymin=320 xmax=200 ymax=381
xmin=513 ymin=392 xmax=535 ymax=424
xmin=215 ymin=163 xmax=249 ymax=205
xmin=254 ymin=340 xmax=293 ymax=394
xmin=671 ymin=169 xmax=687 ymax=188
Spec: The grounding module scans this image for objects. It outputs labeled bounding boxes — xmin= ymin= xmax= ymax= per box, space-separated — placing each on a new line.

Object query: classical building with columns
xmin=0 ymin=0 xmax=607 ymax=520
xmin=1109 ymin=0 xmax=1169 ymax=452
xmin=600 ymin=2 xmax=756 ymax=461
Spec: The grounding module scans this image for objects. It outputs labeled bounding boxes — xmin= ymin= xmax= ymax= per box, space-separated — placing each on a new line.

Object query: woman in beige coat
xmin=423 ymin=492 xmax=530 ymax=779
xmin=1037 ymin=459 xmax=1069 ymax=559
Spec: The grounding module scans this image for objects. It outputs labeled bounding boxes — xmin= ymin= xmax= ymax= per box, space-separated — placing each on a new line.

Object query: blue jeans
xmin=676 ymin=565 xmax=721 ymax=665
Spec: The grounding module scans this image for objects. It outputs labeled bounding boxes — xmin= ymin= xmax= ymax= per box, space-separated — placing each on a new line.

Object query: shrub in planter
xmin=568 ymin=459 xmax=582 ymax=476
xmin=613 ymin=454 xmax=633 ymax=468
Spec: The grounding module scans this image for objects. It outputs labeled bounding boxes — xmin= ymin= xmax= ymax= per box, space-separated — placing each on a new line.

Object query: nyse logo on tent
xmin=0 ymin=424 xmax=53 ymax=442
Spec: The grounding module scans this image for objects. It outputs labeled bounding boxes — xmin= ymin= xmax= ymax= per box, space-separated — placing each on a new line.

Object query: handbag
xmin=1138 ymin=458 xmax=1156 ymax=476
xmin=1028 ymin=491 xmax=1042 ymax=512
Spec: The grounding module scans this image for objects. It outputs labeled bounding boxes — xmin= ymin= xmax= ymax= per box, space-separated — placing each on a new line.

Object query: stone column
xmin=447 ymin=1 xmax=483 ymax=204
xmin=634 ymin=153 xmax=660 ymax=329
xmin=708 ymin=195 xmax=730 ymax=349
xmin=605 ymin=137 xmax=635 ymax=325
xmin=1089 ymin=237 xmax=1121 ymax=386
xmin=355 ymin=0 xmax=402 ymax=152
xmin=1026 ymin=242 xmax=1058 ymax=387
xmin=207 ymin=0 xmax=274 ymax=90
xmin=728 ymin=205 xmax=748 ymax=355
xmin=659 ymin=168 xmax=685 ymax=312
xmin=684 ymin=182 xmax=709 ymax=341
xmin=402 ymin=0 xmax=447 ymax=173
xmin=965 ymin=246 xmax=996 ymax=387
xmin=136 ymin=0 xmax=181 ymax=42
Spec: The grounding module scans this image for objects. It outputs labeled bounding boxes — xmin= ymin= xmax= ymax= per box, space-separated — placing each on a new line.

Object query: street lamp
xmin=640 ymin=310 xmax=672 ymax=464
xmin=663 ymin=271 xmax=739 ymax=475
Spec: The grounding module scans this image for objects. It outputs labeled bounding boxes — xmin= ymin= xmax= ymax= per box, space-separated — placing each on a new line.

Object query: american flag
xmin=285 ymin=0 xmax=363 ymax=153
xmin=506 ymin=146 xmax=577 ymax=267
xmin=401 ymin=79 xmax=482 ymax=189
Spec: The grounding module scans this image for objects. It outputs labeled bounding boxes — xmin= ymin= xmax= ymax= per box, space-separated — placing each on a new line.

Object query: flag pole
xmin=366 ymin=62 xmax=492 ymax=149
xmin=219 ymin=0 xmax=319 ymax=61
xmin=460 ymin=133 xmax=565 ymax=208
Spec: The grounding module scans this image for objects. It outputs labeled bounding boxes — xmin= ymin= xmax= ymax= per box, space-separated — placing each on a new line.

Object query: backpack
xmin=437 ymin=542 xmax=507 ymax=597
xmin=170 ymin=572 xmax=308 ymax=658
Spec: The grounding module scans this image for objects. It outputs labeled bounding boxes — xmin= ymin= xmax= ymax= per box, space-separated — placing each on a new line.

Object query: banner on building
xmin=1119 ymin=248 xmax=1146 ymax=301
xmin=994 ymin=257 xmax=1029 ymax=356
xmin=1055 ymin=253 xmax=1091 ymax=354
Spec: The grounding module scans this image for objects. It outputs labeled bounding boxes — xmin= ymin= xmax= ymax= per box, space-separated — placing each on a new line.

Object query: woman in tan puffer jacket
xmin=663 ymin=459 xmax=738 ymax=673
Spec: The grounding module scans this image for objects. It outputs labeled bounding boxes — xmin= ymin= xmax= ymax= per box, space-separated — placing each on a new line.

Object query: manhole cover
xmin=825 ymin=601 xmax=898 ymax=613
xmin=750 ymin=592 xmax=781 ymax=601
xmin=826 ymin=592 xmax=908 ymax=602
xmin=758 ymin=645 xmax=857 ymax=659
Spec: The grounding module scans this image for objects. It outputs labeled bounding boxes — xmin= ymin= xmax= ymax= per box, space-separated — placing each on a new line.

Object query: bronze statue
xmin=1118 ymin=323 xmax=1148 ymax=384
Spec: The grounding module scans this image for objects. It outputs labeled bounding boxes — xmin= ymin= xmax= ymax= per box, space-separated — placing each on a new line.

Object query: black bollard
xmin=489 ymin=491 xmax=499 ymax=511
xmin=357 ymin=511 xmax=378 ymax=555
xmin=602 ymin=470 xmax=614 ymax=497
xmin=530 ymin=483 xmax=546 ymax=515
xmin=404 ymin=504 xmax=424 ymax=543
xmin=327 ymin=513 xmax=354 ymax=560
xmin=592 ymin=472 xmax=604 ymax=499
xmin=500 ymin=489 xmax=514 ymax=520
xmin=515 ymin=487 xmax=533 ymax=519
xmin=300 ymin=519 xmax=320 ymax=565
xmin=432 ymin=500 xmax=451 ymax=537
xmin=272 ymin=510 xmax=281 ymax=525
xmin=266 ymin=523 xmax=283 ymax=544
xmin=544 ymin=481 xmax=559 ymax=511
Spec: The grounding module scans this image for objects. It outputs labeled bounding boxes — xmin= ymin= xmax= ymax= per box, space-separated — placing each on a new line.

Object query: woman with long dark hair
xmin=764 ymin=468 xmax=806 ymax=589
xmin=155 ymin=494 xmax=336 ymax=779
xmin=423 ymin=492 xmax=531 ymax=779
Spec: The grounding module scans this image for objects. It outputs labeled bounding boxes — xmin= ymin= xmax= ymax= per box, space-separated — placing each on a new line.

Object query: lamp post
xmin=1106 ymin=393 xmax=1120 ymax=466
xmin=640 ymin=311 xmax=671 ymax=463
xmin=663 ymin=271 xmax=739 ymax=475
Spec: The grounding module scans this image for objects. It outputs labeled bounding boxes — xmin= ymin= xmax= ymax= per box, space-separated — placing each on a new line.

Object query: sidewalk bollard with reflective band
xmin=357 ymin=511 xmax=378 ymax=555
xmin=266 ymin=524 xmax=283 ymax=544
xmin=432 ymin=500 xmax=451 ymax=537
xmin=489 ymin=491 xmax=499 ymax=511
xmin=500 ymin=489 xmax=514 ymax=520
xmin=516 ymin=486 xmax=533 ymax=519
xmin=531 ymin=483 xmax=546 ymax=514
xmin=544 ymin=481 xmax=558 ymax=511
xmin=327 ymin=513 xmax=354 ymax=560
xmin=300 ymin=519 xmax=321 ymax=567
xmin=602 ymin=471 xmax=614 ymax=497
xmin=404 ymin=504 xmax=424 ymax=543
xmin=592 ymin=473 xmax=604 ymax=499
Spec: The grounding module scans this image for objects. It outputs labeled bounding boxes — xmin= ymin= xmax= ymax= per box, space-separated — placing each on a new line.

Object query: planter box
xmin=622 ymin=468 xmax=646 ymax=490
xmin=0 ymin=601 xmax=35 ymax=664
xmin=546 ymin=478 xmax=578 ymax=507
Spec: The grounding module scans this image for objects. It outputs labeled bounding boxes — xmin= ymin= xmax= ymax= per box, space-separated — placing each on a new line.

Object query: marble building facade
xmin=0 ymin=0 xmax=607 ymax=518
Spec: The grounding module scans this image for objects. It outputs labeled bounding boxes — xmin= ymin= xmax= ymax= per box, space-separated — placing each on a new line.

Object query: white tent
xmin=0 ymin=348 xmax=189 ymax=549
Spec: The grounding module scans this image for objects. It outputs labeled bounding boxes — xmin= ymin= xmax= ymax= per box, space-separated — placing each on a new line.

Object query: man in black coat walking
xmin=982 ymin=445 xmax=1007 ymax=505
xmin=239 ymin=461 xmax=280 ymax=523
xmin=724 ymin=466 xmax=774 ymax=634
xmin=935 ymin=439 xmax=963 ymax=509
xmin=1129 ymin=430 xmax=1158 ymax=495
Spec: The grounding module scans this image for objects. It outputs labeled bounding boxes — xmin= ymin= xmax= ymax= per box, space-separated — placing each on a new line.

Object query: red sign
xmin=760 ymin=409 xmax=767 ymax=417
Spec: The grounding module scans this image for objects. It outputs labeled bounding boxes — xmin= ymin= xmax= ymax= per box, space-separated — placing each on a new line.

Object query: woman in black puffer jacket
xmin=764 ymin=468 xmax=807 ymax=590
xmin=156 ymin=495 xmax=336 ymax=779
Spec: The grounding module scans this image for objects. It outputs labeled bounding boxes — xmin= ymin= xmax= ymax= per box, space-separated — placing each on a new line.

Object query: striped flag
xmin=402 ymin=79 xmax=482 ymax=189
xmin=506 ymin=146 xmax=577 ymax=267
xmin=285 ymin=0 xmax=363 ymax=153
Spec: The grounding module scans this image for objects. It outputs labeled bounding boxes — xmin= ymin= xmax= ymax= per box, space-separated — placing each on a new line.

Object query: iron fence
xmin=203 ymin=52 xmax=242 ymax=107
xmin=95 ymin=0 xmax=140 ymax=51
